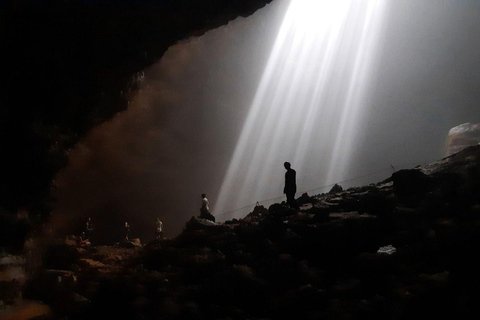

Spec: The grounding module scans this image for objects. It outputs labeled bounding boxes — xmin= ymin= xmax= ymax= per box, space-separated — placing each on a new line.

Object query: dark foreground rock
xmin=7 ymin=146 xmax=480 ymax=319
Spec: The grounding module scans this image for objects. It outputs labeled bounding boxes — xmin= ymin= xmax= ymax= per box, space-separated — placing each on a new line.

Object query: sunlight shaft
xmin=215 ymin=0 xmax=387 ymax=220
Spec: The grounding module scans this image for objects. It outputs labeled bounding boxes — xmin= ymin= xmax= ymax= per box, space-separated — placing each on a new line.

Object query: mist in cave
xmin=53 ymin=0 xmax=480 ymax=243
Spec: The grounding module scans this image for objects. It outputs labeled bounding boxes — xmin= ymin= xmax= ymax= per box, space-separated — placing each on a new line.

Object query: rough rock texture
xmin=9 ymin=145 xmax=480 ymax=319
xmin=446 ymin=122 xmax=480 ymax=156
xmin=329 ymin=183 xmax=343 ymax=194
xmin=0 ymin=0 xmax=273 ymax=236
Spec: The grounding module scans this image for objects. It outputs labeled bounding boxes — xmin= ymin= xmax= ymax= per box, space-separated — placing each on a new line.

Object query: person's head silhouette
xmin=284 ymin=162 xmax=291 ymax=170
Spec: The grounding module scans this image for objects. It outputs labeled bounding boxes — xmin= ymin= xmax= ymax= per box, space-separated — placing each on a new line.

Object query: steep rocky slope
xmin=4 ymin=145 xmax=479 ymax=319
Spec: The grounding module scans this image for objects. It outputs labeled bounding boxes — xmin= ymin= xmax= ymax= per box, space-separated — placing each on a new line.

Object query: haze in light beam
xmin=215 ymin=0 xmax=387 ymax=220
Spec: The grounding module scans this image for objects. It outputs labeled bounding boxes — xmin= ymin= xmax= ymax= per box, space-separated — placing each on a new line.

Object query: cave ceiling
xmin=0 ymin=0 xmax=273 ymax=214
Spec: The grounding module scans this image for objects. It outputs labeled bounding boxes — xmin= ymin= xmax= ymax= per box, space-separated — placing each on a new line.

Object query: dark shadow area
xmin=9 ymin=146 xmax=480 ymax=319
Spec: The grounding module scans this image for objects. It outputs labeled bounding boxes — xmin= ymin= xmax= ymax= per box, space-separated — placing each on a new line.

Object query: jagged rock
xmin=329 ymin=183 xmax=343 ymax=194
xmin=200 ymin=211 xmax=216 ymax=222
xmin=224 ymin=218 xmax=239 ymax=225
xmin=268 ymin=203 xmax=297 ymax=218
xmin=297 ymin=193 xmax=314 ymax=206
xmin=299 ymin=203 xmax=313 ymax=211
xmin=310 ymin=205 xmax=330 ymax=223
xmin=185 ymin=216 xmax=216 ymax=230
xmin=287 ymin=212 xmax=312 ymax=225
xmin=355 ymin=191 xmax=395 ymax=216
xmin=392 ymin=169 xmax=430 ymax=196
xmin=243 ymin=204 xmax=268 ymax=221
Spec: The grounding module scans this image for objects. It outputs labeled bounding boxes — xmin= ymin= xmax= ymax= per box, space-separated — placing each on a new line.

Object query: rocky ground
xmin=2 ymin=145 xmax=480 ymax=319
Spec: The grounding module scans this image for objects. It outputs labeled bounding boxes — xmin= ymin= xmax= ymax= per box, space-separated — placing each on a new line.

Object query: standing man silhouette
xmin=85 ymin=217 xmax=94 ymax=241
xmin=154 ymin=218 xmax=163 ymax=240
xmin=124 ymin=222 xmax=131 ymax=241
xmin=284 ymin=162 xmax=299 ymax=210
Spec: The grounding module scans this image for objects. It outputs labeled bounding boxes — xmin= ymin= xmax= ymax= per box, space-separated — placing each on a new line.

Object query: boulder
xmin=446 ymin=123 xmax=480 ymax=156
xmin=184 ymin=216 xmax=229 ymax=233
xmin=391 ymin=169 xmax=430 ymax=196
xmin=268 ymin=203 xmax=297 ymax=218
xmin=297 ymin=193 xmax=314 ymax=206
xmin=329 ymin=183 xmax=343 ymax=194
xmin=200 ymin=211 xmax=216 ymax=222
xmin=242 ymin=204 xmax=268 ymax=223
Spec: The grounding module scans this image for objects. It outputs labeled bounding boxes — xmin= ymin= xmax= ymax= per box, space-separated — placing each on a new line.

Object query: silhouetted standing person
xmin=155 ymin=218 xmax=163 ymax=240
xmin=284 ymin=162 xmax=299 ymax=210
xmin=124 ymin=222 xmax=130 ymax=241
xmin=85 ymin=217 xmax=93 ymax=241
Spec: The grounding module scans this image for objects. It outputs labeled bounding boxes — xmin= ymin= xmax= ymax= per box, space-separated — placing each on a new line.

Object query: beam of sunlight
xmin=215 ymin=0 xmax=387 ymax=220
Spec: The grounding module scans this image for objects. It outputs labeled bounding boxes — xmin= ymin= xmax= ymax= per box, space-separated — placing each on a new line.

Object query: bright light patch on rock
xmin=446 ymin=123 xmax=480 ymax=156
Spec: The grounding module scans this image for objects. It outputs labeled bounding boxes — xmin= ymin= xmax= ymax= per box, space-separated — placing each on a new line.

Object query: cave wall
xmin=0 ymin=0 xmax=272 ymax=223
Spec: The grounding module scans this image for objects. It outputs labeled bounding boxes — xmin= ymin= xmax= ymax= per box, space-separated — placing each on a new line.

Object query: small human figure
xmin=85 ymin=217 xmax=93 ymax=240
xmin=155 ymin=218 xmax=163 ymax=240
xmin=283 ymin=161 xmax=299 ymax=210
xmin=78 ymin=232 xmax=90 ymax=247
xmin=124 ymin=222 xmax=131 ymax=241
xmin=200 ymin=193 xmax=215 ymax=222
xmin=201 ymin=193 xmax=210 ymax=214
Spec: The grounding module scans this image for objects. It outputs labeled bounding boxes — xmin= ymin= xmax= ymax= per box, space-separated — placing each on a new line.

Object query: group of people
xmin=78 ymin=217 xmax=163 ymax=244
xmin=78 ymin=161 xmax=298 ymax=244
xmin=78 ymin=217 xmax=94 ymax=246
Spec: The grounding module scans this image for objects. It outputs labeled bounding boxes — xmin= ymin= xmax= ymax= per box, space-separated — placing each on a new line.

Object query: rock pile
xmin=10 ymin=145 xmax=480 ymax=319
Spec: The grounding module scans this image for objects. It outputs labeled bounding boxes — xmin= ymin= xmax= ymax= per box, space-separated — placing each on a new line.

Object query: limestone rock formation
xmin=446 ymin=122 xmax=480 ymax=156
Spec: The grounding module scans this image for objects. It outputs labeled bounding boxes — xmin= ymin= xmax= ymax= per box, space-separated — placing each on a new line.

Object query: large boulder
xmin=392 ymin=169 xmax=430 ymax=196
xmin=184 ymin=217 xmax=228 ymax=233
xmin=446 ymin=123 xmax=480 ymax=156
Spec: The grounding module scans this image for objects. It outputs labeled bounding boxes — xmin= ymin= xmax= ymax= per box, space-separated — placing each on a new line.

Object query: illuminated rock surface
xmin=446 ymin=123 xmax=480 ymax=156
